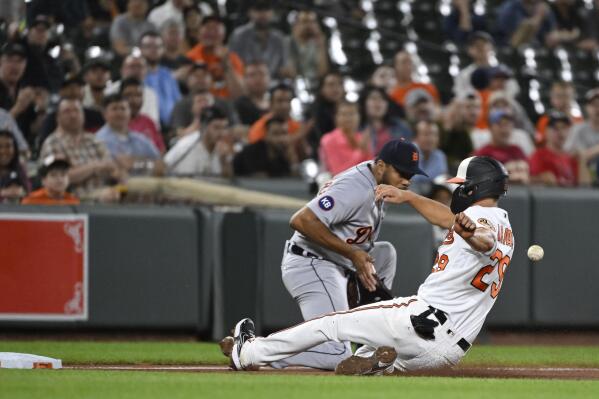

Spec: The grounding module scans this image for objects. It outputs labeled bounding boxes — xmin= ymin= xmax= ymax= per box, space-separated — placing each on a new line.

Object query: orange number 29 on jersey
xmin=431 ymin=253 xmax=449 ymax=273
xmin=470 ymin=249 xmax=511 ymax=299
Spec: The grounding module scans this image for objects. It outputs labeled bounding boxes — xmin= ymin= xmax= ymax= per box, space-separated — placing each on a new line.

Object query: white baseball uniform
xmin=273 ymin=161 xmax=397 ymax=370
xmin=239 ymin=204 xmax=514 ymax=372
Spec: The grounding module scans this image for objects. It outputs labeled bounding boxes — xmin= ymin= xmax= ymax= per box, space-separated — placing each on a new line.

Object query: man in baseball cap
xmin=1 ymin=42 xmax=27 ymax=58
xmin=404 ymin=88 xmax=436 ymax=125
xmin=82 ymin=58 xmax=111 ymax=74
xmin=29 ymin=15 xmax=52 ymax=30
xmin=529 ymin=110 xmax=579 ymax=187
xmin=376 ymin=139 xmax=428 ymax=180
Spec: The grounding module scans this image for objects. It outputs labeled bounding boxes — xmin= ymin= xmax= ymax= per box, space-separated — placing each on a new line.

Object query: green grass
xmin=2 ymin=370 xmax=599 ymax=399
xmin=463 ymin=345 xmax=599 ymax=367
xmin=2 ymin=341 xmax=599 ymax=398
xmin=2 ymin=340 xmax=599 ymax=367
xmin=0 ymin=341 xmax=226 ymax=365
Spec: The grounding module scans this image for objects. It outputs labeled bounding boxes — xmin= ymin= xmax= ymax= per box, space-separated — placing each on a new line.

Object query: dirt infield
xmin=65 ymin=364 xmax=599 ymax=380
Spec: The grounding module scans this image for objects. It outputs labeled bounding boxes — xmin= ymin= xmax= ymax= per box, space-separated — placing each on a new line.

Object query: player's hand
xmin=375 ymin=184 xmax=411 ymax=204
xmin=453 ymin=212 xmax=476 ymax=240
xmin=349 ymin=249 xmax=377 ymax=292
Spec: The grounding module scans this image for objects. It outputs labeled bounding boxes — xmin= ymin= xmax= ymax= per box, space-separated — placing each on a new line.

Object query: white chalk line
xmin=63 ymin=365 xmax=599 ymax=372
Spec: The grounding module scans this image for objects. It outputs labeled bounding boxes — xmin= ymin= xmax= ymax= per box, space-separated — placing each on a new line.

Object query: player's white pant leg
xmin=394 ymin=315 xmax=467 ymax=372
xmin=271 ymin=254 xmax=351 ymax=370
xmin=240 ymin=296 xmax=423 ymax=368
xmin=370 ymin=241 xmax=396 ymax=289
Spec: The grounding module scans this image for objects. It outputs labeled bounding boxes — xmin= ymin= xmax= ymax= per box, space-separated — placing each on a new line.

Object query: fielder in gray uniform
xmin=272 ymin=140 xmax=428 ymax=370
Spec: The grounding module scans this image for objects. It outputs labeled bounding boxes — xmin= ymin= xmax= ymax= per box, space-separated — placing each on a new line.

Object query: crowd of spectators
xmin=0 ymin=0 xmax=598 ymax=204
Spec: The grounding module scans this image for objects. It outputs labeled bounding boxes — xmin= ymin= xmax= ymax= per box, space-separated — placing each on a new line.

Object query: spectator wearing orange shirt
xmin=389 ymin=50 xmax=440 ymax=107
xmin=535 ymin=80 xmax=583 ymax=144
xmin=248 ymin=82 xmax=301 ymax=144
xmin=185 ymin=16 xmax=245 ymax=99
xmin=22 ymin=156 xmax=79 ymax=205
xmin=319 ymin=101 xmax=373 ymax=176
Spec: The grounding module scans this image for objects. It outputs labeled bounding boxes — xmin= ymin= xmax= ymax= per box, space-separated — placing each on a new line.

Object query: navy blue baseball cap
xmin=377 ymin=140 xmax=428 ymax=178
xmin=488 ymin=109 xmax=513 ymax=125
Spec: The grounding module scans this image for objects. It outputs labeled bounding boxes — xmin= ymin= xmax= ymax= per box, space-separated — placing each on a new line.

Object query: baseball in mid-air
xmin=527 ymin=245 xmax=544 ymax=262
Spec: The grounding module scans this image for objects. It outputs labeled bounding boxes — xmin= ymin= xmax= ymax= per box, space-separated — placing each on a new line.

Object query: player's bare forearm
xmin=463 ymin=228 xmax=495 ymax=253
xmin=289 ymin=206 xmax=355 ymax=259
xmin=376 ymin=185 xmax=454 ymax=228
xmin=405 ymin=192 xmax=454 ymax=229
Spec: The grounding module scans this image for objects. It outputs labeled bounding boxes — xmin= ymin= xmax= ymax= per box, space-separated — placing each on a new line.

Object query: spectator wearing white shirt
xmin=164 ymin=105 xmax=234 ymax=177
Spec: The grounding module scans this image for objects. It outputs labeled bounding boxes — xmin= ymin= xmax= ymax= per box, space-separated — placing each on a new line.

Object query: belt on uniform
xmin=456 ymin=337 xmax=471 ymax=352
xmin=417 ymin=306 xmax=471 ymax=352
xmin=288 ymin=243 xmax=324 ymax=260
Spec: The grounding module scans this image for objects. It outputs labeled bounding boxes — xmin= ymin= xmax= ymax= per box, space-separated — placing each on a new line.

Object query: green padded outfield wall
xmin=531 ymin=188 xmax=599 ymax=325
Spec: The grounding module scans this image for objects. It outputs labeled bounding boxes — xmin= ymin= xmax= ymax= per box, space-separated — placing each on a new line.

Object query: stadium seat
xmin=568 ymin=48 xmax=599 ymax=87
xmin=372 ymin=0 xmax=402 ymax=15
xmin=375 ymin=14 xmax=404 ymax=32
xmin=379 ymin=37 xmax=404 ymax=60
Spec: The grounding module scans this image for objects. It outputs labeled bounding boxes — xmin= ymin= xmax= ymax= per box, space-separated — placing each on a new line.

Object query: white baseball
xmin=527 ymin=245 xmax=544 ymax=262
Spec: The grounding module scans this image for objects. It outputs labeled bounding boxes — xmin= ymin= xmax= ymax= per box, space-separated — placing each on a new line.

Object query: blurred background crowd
xmin=1 ymin=0 xmax=599 ymax=205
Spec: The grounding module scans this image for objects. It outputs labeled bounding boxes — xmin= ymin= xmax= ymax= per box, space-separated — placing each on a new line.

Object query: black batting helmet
xmin=447 ymin=156 xmax=508 ymax=214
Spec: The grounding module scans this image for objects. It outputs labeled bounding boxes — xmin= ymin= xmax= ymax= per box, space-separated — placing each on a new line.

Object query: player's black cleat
xmin=231 ymin=318 xmax=256 ymax=370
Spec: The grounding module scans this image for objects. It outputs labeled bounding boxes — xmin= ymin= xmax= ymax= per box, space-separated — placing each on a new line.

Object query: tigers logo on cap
xmin=378 ymin=139 xmax=428 ymax=177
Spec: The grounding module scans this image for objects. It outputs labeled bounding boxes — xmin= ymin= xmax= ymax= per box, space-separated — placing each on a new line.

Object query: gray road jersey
xmin=290 ymin=161 xmax=385 ymax=269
